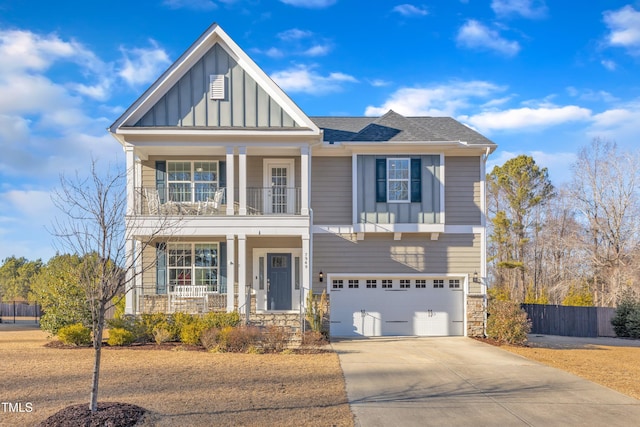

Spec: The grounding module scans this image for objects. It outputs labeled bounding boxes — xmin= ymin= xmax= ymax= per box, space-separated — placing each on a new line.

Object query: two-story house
xmin=109 ymin=23 xmax=496 ymax=338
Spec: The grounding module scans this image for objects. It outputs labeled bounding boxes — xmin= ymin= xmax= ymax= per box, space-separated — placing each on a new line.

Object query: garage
xmin=328 ymin=276 xmax=465 ymax=337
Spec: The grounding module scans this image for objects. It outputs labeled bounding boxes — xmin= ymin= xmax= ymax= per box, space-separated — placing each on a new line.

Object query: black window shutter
xmin=219 ymin=161 xmax=226 ymax=204
xmin=156 ymin=161 xmax=166 ymax=204
xmin=376 ymin=158 xmax=386 ymax=202
xmin=411 ymin=158 xmax=422 ymax=203
xmin=156 ymin=242 xmax=167 ymax=294
xmin=219 ymin=241 xmax=227 ymax=294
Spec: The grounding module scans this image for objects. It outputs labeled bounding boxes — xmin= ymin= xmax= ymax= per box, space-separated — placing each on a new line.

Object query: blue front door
xmin=267 ymin=253 xmax=291 ymax=310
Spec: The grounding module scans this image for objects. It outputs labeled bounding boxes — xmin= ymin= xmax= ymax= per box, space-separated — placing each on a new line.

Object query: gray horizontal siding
xmin=136 ymin=44 xmax=298 ymax=128
xmin=312 ymin=233 xmax=480 ymax=294
xmin=445 ymin=157 xmax=481 ymax=225
xmin=311 ymin=157 xmax=352 ymax=224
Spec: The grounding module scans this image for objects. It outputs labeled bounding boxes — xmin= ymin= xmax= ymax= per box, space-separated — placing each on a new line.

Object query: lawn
xmin=0 ymin=324 xmax=353 ymax=426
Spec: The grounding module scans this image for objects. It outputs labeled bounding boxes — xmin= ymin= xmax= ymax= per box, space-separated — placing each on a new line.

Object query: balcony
xmin=134 ymin=187 xmax=302 ymax=216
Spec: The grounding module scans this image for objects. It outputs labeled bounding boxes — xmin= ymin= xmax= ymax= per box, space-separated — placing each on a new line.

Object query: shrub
xmin=486 ymin=300 xmax=531 ymax=345
xmin=179 ymin=320 xmax=206 ymax=345
xmin=612 ymin=294 xmax=640 ymax=338
xmin=138 ymin=313 xmax=170 ymax=342
xmin=153 ymin=327 xmax=172 ymax=345
xmin=262 ymin=325 xmax=291 ymax=353
xmin=301 ymin=330 xmax=328 ymax=347
xmin=226 ymin=326 xmax=262 ymax=352
xmin=200 ymin=327 xmax=221 ymax=351
xmin=58 ymin=323 xmax=92 ymax=346
xmin=107 ymin=328 xmax=135 ymax=346
xmin=305 ymin=290 xmax=327 ymax=334
xmin=202 ymin=311 xmax=241 ymax=329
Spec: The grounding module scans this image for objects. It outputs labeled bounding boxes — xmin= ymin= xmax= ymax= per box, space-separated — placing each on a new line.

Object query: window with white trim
xmin=433 ymin=279 xmax=444 ymax=289
xmin=387 ymin=158 xmax=410 ymax=202
xmin=349 ymin=279 xmax=360 ymax=289
xmin=366 ymin=279 xmax=377 ymax=288
xmin=449 ymin=279 xmax=461 ymax=289
xmin=167 ymin=161 xmax=218 ymax=202
xmin=399 ymin=279 xmax=411 ymax=288
xmin=332 ymin=279 xmax=344 ymax=289
xmin=415 ymin=279 xmax=426 ymax=288
xmin=168 ymin=243 xmax=219 ymax=292
xmin=382 ymin=279 xmax=393 ymax=288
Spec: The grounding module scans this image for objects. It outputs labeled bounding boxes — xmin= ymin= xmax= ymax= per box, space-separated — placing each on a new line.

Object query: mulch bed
xmin=37 ymin=402 xmax=147 ymax=427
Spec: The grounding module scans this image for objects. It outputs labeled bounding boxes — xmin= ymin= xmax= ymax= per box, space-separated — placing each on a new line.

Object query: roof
xmin=311 ymin=110 xmax=496 ymax=147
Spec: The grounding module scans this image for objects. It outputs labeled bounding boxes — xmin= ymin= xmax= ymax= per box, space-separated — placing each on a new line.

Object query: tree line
xmin=488 ymin=138 xmax=640 ymax=307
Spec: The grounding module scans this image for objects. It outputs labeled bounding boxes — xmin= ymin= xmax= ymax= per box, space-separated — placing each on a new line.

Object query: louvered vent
xmin=209 ymin=74 xmax=225 ymax=100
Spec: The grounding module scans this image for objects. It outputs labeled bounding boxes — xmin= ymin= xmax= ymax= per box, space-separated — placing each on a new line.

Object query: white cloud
xmin=460 ymin=105 xmax=592 ymax=133
xmin=365 ymin=81 xmax=505 ymax=116
xmin=277 ymin=28 xmax=313 ymax=41
xmin=456 ymin=20 xmax=520 ymax=56
xmin=368 ymin=79 xmax=392 ymax=87
xmin=279 ymin=0 xmax=336 ymax=8
xmin=303 ymin=44 xmax=332 ymax=56
xmin=392 ymin=4 xmax=428 ymax=17
xmin=118 ymin=40 xmax=171 ymax=86
xmin=566 ymin=87 xmax=618 ymax=103
xmin=491 ymin=0 xmax=547 ymax=19
xmin=601 ymin=59 xmax=617 ymax=71
xmin=603 ymin=5 xmax=640 ymax=54
xmin=271 ymin=65 xmax=357 ymax=94
xmin=162 ymin=0 xmax=218 ymax=10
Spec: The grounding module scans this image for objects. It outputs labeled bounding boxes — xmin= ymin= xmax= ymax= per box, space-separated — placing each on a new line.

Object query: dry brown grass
xmin=0 ymin=325 xmax=353 ymax=427
xmin=502 ymin=342 xmax=640 ymax=400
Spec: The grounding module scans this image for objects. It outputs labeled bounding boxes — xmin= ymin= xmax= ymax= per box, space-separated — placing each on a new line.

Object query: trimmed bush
xmin=262 ymin=325 xmax=290 ymax=353
xmin=200 ymin=327 xmax=221 ymax=351
xmin=58 ymin=323 xmax=92 ymax=346
xmin=486 ymin=300 xmax=531 ymax=345
xmin=179 ymin=320 xmax=206 ymax=345
xmin=107 ymin=328 xmax=135 ymax=346
xmin=301 ymin=330 xmax=328 ymax=347
xmin=226 ymin=326 xmax=262 ymax=352
xmin=202 ymin=311 xmax=241 ymax=329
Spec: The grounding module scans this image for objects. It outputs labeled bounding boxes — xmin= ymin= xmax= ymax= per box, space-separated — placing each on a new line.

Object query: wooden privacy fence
xmin=0 ymin=302 xmax=40 ymax=321
xmin=522 ymin=304 xmax=616 ymax=338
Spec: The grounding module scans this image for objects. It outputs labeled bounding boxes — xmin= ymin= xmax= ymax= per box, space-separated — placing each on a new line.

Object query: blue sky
xmin=1 ymin=0 xmax=640 ymax=262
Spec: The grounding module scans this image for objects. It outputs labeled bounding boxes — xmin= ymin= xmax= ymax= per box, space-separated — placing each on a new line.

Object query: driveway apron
xmin=332 ymin=337 xmax=640 ymax=427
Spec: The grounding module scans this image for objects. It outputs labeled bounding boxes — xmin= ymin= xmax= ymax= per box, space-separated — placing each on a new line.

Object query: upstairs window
xmin=376 ymin=158 xmax=422 ymax=203
xmin=167 ymin=161 xmax=218 ymax=202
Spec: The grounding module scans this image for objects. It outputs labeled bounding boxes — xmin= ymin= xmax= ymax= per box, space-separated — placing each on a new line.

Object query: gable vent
xmin=209 ymin=74 xmax=225 ymax=100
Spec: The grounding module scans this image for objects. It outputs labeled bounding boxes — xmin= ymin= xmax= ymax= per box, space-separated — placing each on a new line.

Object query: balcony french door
xmin=263 ymin=159 xmax=295 ymax=214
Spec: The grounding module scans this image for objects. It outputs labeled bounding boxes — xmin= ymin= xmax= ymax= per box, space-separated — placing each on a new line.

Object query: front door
xmin=267 ymin=253 xmax=291 ymax=310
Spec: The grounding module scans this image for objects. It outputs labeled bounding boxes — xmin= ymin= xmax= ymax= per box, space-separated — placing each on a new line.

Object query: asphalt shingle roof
xmin=311 ymin=111 xmax=495 ymax=146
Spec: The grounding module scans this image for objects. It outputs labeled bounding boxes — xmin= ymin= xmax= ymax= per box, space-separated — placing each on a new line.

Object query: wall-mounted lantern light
xmin=473 ymin=271 xmax=480 ymax=283
xmin=319 ymin=271 xmax=324 ymax=283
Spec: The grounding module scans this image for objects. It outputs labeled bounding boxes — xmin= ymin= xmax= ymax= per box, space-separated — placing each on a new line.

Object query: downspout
xmin=481 ymin=146 xmax=490 ymax=337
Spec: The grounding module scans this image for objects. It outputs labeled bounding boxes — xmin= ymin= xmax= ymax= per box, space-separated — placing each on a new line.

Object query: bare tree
xmin=570 ymin=139 xmax=640 ymax=306
xmin=51 ymin=160 xmax=178 ymax=413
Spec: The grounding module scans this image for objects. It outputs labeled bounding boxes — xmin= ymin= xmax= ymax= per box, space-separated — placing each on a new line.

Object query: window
xmin=382 ymin=279 xmax=393 ymax=289
xmin=387 ymin=158 xmax=410 ymax=202
xmin=332 ymin=280 xmax=344 ymax=289
xmin=168 ymin=243 xmax=219 ymax=292
xmin=415 ymin=279 xmax=426 ymax=288
xmin=433 ymin=279 xmax=444 ymax=289
xmin=167 ymin=161 xmax=218 ymax=203
xmin=399 ymin=279 xmax=411 ymax=289
xmin=349 ymin=280 xmax=360 ymax=289
xmin=449 ymin=279 xmax=461 ymax=289
xmin=294 ymin=257 xmax=300 ymax=290
xmin=259 ymin=257 xmax=265 ymax=290
xmin=366 ymin=279 xmax=377 ymax=288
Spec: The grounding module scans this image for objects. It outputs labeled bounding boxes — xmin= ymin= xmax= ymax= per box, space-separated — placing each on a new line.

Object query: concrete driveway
xmin=332 ymin=337 xmax=640 ymax=426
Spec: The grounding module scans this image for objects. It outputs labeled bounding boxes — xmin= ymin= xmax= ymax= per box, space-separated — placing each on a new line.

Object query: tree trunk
xmin=89 ymin=303 xmax=106 ymax=412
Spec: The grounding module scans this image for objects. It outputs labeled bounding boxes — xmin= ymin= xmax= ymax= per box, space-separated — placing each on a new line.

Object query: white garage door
xmin=329 ymin=277 xmax=464 ymax=337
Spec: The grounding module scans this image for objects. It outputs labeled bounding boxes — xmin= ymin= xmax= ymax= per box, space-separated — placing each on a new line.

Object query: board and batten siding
xmin=312 ymin=233 xmax=481 ymax=294
xmin=444 ymin=156 xmax=481 ymax=225
xmin=135 ymin=44 xmax=298 ymax=128
xmin=357 ymin=155 xmax=441 ymax=224
xmin=311 ymin=157 xmax=352 ymax=224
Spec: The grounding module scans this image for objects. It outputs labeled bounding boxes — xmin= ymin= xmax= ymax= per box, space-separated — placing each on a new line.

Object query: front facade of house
xmin=109 ymin=24 xmax=496 ymax=338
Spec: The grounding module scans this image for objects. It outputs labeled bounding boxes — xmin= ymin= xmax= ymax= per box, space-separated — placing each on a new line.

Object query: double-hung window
xmin=168 ymin=243 xmax=219 ymax=292
xmin=167 ymin=161 xmax=218 ymax=202
xmin=387 ymin=158 xmax=410 ymax=202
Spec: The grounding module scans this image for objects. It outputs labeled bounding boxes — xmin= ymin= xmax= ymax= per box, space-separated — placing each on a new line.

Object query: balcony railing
xmin=134 ymin=187 xmax=302 ymax=216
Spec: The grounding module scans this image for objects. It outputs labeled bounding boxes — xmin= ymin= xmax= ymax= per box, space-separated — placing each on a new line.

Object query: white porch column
xmin=226 ymin=147 xmax=235 ymax=216
xmin=237 ymin=234 xmax=247 ymax=314
xmin=300 ymin=146 xmax=310 ymax=216
xmin=133 ymin=240 xmax=142 ymax=315
xmin=125 ymin=145 xmax=135 ymax=216
xmin=238 ymin=147 xmax=247 ymax=216
xmin=302 ymin=235 xmax=311 ymax=329
xmin=226 ymin=235 xmax=235 ymax=312
xmin=125 ymin=238 xmax=135 ymax=315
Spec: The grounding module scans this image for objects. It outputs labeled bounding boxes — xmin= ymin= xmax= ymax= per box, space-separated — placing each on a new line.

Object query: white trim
xmin=252 ymin=247 xmax=302 ymax=312
xmin=237 ymin=235 xmax=247 ymax=314
xmin=238 ymin=147 xmax=247 ymax=216
xmin=300 ymin=146 xmax=310 ymax=216
xmin=312 ymin=224 xmax=483 ymax=234
xmin=386 ymin=157 xmax=411 ymax=203
xmin=226 ymin=147 xmax=235 ymax=215
xmin=226 ymin=235 xmax=235 ymax=312
xmin=352 ymin=154 xmax=358 ymax=225
xmin=440 ymin=154 xmax=445 ymax=224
